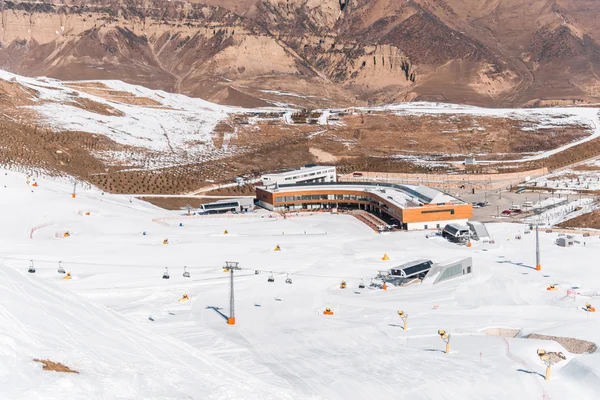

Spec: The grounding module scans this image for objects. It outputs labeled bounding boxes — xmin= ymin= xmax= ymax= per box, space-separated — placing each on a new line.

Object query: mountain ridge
xmin=0 ymin=0 xmax=599 ymax=107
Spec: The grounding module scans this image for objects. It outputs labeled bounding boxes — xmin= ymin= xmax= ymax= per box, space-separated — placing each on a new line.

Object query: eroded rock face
xmin=0 ymin=0 xmax=599 ymax=107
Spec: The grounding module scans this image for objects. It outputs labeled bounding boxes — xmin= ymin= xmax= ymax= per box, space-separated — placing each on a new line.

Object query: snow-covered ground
xmin=2 ymin=170 xmax=600 ymax=399
xmin=529 ymin=158 xmax=600 ymax=192
xmin=523 ymin=198 xmax=594 ymax=226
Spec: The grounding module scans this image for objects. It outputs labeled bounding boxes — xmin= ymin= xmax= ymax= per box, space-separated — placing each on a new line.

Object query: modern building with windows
xmin=255 ymin=181 xmax=472 ymax=230
xmin=261 ymin=165 xmax=336 ymax=187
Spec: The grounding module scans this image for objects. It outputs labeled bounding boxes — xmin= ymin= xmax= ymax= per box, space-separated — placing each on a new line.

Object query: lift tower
xmin=225 ymin=261 xmax=241 ymax=325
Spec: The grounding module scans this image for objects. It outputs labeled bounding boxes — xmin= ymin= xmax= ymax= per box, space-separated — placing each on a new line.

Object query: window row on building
xmin=276 ymin=194 xmax=372 ymax=203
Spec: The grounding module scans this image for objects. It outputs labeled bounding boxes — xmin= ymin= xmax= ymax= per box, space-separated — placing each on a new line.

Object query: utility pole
xmin=225 ymin=261 xmax=241 ymax=325
xmin=497 ymin=205 xmax=500 ymax=218
xmin=535 ymin=222 xmax=541 ymax=271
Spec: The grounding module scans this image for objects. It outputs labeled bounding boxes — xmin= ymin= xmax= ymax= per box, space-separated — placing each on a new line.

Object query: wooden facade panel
xmin=402 ymin=204 xmax=472 ymax=223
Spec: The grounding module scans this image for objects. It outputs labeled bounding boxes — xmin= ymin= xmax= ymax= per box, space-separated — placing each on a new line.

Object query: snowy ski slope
xmin=1 ymin=171 xmax=600 ymax=399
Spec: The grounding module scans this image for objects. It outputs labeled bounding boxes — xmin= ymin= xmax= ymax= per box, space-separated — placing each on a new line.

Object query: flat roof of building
xmin=262 ymin=165 xmax=335 ymax=178
xmin=257 ymin=181 xmax=465 ymax=209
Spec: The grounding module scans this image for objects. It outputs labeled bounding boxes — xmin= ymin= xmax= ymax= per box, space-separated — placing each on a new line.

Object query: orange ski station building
xmin=256 ymin=182 xmax=472 ymax=231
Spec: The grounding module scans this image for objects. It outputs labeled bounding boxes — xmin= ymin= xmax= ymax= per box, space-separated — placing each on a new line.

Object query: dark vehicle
xmin=511 ymin=209 xmax=523 ymax=214
xmin=501 ymin=210 xmax=512 ymax=216
xmin=478 ymin=202 xmax=489 ymax=207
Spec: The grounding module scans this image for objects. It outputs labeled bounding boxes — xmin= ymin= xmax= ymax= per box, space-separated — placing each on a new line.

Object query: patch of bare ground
xmin=573 ymin=165 xmax=600 ymax=171
xmin=66 ymin=82 xmax=110 ymax=90
xmin=67 ymin=87 xmax=164 ymax=107
xmin=545 ymin=138 xmax=600 ymax=170
xmin=310 ymin=113 xmax=590 ymax=159
xmin=0 ymin=78 xmax=39 ymax=105
xmin=525 ymin=334 xmax=597 ymax=354
xmin=33 ymin=359 xmax=79 ymax=374
xmin=557 ymin=209 xmax=600 ymax=229
xmin=66 ymin=97 xmax=125 ymax=117
xmin=205 ymin=184 xmax=257 ymax=196
xmin=138 ymin=197 xmax=231 ymax=210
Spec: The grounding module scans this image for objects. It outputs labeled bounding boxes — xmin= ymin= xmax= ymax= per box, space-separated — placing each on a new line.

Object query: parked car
xmin=478 ymin=202 xmax=490 ymax=207
xmin=511 ymin=209 xmax=523 ymax=214
xmin=501 ymin=210 xmax=512 ymax=216
xmin=472 ymin=202 xmax=481 ymax=208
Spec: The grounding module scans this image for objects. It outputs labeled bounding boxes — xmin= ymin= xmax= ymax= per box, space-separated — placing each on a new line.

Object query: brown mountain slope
xmin=0 ymin=0 xmax=599 ymax=107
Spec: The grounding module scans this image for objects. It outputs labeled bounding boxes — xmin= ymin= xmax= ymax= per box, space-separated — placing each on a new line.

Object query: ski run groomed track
xmin=1 ymin=171 xmax=600 ymax=399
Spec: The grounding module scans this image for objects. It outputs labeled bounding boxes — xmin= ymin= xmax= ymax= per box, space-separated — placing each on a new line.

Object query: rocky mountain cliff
xmin=0 ymin=0 xmax=599 ymax=107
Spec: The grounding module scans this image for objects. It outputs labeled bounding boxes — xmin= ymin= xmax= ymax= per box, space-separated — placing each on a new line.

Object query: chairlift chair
xmin=285 ymin=273 xmax=292 ymax=284
xmin=358 ymin=279 xmax=365 ymax=289
xmin=267 ymin=272 xmax=275 ymax=283
xmin=57 ymin=261 xmax=65 ymax=274
xmin=162 ymin=267 xmax=170 ymax=279
xmin=28 ymin=260 xmax=35 ymax=274
xmin=183 ymin=266 xmax=190 ymax=278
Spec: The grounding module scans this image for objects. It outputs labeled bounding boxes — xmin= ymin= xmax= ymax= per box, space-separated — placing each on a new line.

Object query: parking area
xmin=453 ymin=189 xmax=596 ymax=223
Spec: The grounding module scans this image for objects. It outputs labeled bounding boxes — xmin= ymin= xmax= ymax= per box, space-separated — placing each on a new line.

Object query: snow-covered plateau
xmin=1 ymin=171 xmax=600 ymax=399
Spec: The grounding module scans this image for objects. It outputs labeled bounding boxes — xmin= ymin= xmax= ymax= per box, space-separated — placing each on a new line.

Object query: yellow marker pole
xmin=545 ymin=366 xmax=551 ymax=381
xmin=445 ymin=343 xmax=450 ymax=354
xmin=403 ymin=320 xmax=407 ymax=331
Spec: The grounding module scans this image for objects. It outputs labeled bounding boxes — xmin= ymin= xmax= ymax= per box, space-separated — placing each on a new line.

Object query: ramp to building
xmin=468 ymin=221 xmax=490 ymax=241
xmin=352 ymin=211 xmax=388 ymax=232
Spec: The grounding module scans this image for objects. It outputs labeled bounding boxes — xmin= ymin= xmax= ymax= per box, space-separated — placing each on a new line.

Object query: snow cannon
xmin=467 ymin=240 xmax=472 ymax=248
xmin=381 ymin=254 xmax=390 ymax=261
xmin=340 ymin=280 xmax=347 ymax=289
xmin=398 ymin=310 xmax=408 ymax=330
xmin=274 ymin=244 xmax=281 ymax=252
xmin=162 ymin=238 xmax=169 ymax=245
xmin=585 ymin=303 xmax=596 ymax=313
xmin=285 ymin=273 xmax=292 ymax=284
xmin=32 ymin=182 xmax=39 ymax=187
xmin=546 ymin=284 xmax=558 ymax=291
xmin=162 ymin=268 xmax=170 ymax=279
xmin=358 ymin=279 xmax=365 ymax=289
xmin=179 ymin=223 xmax=183 ymax=227
xmin=382 ymin=282 xmax=388 ymax=291
xmin=63 ymin=272 xmax=72 ymax=280
xmin=323 ymin=307 xmax=334 ymax=316
xmin=142 ymin=231 xmax=147 ymax=236
xmin=537 ymin=349 xmax=552 ymax=381
xmin=28 ymin=260 xmax=36 ymax=274
xmin=438 ymin=329 xmax=451 ymax=354
xmin=183 ymin=266 xmax=190 ymax=278
xmin=57 ymin=261 xmax=65 ymax=274
xmin=267 ymin=272 xmax=275 ymax=282
xmin=224 ymin=230 xmax=228 ymax=235
xmin=223 ymin=266 xmax=230 ymax=273
xmin=178 ymin=293 xmax=190 ymax=303
xmin=63 ymin=231 xmax=70 ymax=238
